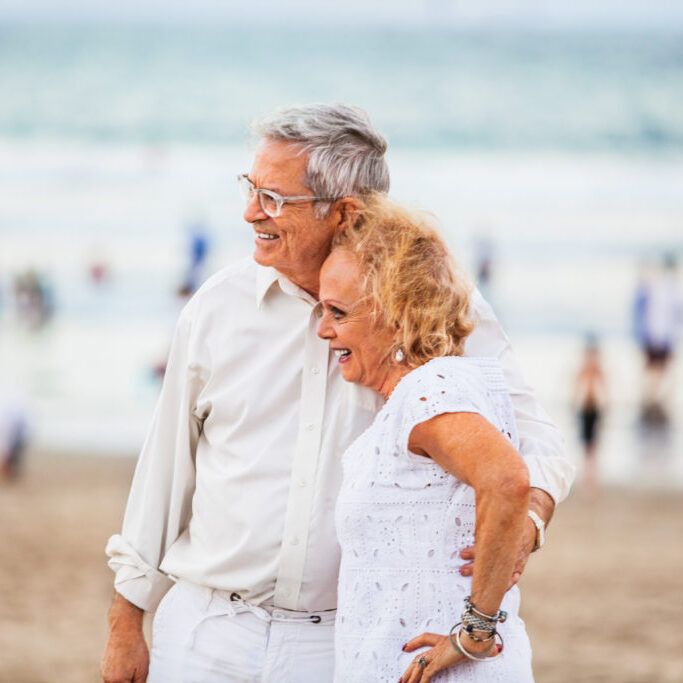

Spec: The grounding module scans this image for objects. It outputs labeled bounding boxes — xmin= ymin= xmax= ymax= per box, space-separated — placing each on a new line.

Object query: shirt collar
xmin=255 ymin=265 xmax=319 ymax=308
xmin=255 ymin=265 xmax=281 ymax=306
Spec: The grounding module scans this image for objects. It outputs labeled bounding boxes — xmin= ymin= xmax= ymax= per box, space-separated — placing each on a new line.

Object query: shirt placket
xmin=273 ymin=305 xmax=329 ymax=609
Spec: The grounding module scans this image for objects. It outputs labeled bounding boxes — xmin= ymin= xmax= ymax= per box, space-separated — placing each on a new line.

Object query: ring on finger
xmin=417 ymin=655 xmax=428 ymax=668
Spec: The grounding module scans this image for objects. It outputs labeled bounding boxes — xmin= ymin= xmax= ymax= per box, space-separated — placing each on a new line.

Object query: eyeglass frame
xmin=237 ymin=173 xmax=337 ymax=218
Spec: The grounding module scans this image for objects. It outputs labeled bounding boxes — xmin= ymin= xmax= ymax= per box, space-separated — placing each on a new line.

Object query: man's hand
xmin=100 ymin=593 xmax=149 ymax=683
xmin=459 ymin=487 xmax=555 ymax=589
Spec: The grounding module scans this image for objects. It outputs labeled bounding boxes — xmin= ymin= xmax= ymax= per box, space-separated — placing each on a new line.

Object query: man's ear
xmin=331 ymin=197 xmax=362 ymax=232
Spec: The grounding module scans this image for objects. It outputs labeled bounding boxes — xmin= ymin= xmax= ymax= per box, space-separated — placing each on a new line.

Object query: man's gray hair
xmin=250 ymin=103 xmax=390 ymax=217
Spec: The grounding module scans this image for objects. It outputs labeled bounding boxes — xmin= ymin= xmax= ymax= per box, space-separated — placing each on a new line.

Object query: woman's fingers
xmin=459 ymin=544 xmax=475 ymax=576
xmin=402 ymin=633 xmax=441 ymax=652
xmin=406 ymin=663 xmax=422 ymax=683
xmin=459 ymin=544 xmax=475 ymax=560
xmin=405 ymin=656 xmax=428 ymax=683
xmin=399 ymin=648 xmax=434 ymax=683
xmin=398 ymin=661 xmax=416 ymax=683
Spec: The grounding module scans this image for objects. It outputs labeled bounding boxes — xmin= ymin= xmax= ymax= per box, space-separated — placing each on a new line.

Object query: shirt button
xmin=281 ymin=588 xmax=291 ymax=598
xmin=298 ymin=478 xmax=307 ymax=488
xmin=290 ymin=536 xmax=299 ymax=546
xmin=311 ymin=366 xmax=320 ymax=375
xmin=306 ymin=423 xmax=314 ymax=432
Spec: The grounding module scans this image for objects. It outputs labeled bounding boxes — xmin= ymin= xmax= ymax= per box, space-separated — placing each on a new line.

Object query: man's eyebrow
xmin=246 ymin=174 xmax=285 ymax=195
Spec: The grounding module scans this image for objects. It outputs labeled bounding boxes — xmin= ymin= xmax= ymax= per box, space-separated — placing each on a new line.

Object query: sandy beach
xmin=1 ymin=450 xmax=682 ymax=683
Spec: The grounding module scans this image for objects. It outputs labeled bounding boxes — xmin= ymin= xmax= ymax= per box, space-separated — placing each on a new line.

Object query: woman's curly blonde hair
xmin=331 ymin=194 xmax=474 ymax=367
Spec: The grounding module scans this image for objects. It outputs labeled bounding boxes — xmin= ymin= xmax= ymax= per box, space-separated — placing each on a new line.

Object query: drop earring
xmin=394 ymin=348 xmax=405 ymax=363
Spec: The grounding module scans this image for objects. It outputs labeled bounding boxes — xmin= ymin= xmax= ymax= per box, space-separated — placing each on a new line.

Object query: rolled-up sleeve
xmin=466 ymin=290 xmax=575 ymax=503
xmin=106 ymin=304 xmax=205 ymax=612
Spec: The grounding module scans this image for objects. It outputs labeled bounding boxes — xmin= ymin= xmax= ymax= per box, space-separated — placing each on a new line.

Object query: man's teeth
xmin=335 ymin=349 xmax=351 ymax=358
xmin=257 ymin=232 xmax=278 ymax=240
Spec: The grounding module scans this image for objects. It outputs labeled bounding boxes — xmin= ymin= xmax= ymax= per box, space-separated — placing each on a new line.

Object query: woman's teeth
xmin=257 ymin=232 xmax=278 ymax=240
xmin=335 ymin=349 xmax=351 ymax=358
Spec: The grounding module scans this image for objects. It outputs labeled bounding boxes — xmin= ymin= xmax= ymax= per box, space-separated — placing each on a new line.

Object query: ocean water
xmin=1 ymin=26 xmax=682 ymax=150
xmin=0 ymin=25 xmax=682 ymax=486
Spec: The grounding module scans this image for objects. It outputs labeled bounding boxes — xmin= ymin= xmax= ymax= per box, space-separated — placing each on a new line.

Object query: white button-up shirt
xmin=106 ymin=258 xmax=574 ymax=613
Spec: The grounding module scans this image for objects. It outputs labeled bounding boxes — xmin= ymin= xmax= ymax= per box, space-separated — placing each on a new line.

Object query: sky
xmin=1 ymin=0 xmax=682 ymax=29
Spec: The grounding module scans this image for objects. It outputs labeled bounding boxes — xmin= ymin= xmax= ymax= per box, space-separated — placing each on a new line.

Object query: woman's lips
xmin=334 ymin=348 xmax=351 ymax=363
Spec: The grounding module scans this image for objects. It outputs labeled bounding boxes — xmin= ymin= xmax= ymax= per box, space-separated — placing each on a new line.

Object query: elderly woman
xmin=317 ymin=196 xmax=534 ymax=682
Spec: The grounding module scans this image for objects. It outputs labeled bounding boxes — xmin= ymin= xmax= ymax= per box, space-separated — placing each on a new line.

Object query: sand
xmin=1 ymin=451 xmax=682 ymax=683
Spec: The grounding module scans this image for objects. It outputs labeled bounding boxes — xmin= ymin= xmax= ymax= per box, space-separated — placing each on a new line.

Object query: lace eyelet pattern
xmin=334 ymin=357 xmax=534 ymax=682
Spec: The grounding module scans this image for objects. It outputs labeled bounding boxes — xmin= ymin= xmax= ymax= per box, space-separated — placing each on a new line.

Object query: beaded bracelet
xmin=462 ymin=612 xmax=497 ymax=639
xmin=462 ymin=626 xmax=496 ymax=642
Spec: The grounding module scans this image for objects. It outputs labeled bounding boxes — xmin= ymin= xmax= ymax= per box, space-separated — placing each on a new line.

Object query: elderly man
xmin=101 ymin=104 xmax=573 ymax=682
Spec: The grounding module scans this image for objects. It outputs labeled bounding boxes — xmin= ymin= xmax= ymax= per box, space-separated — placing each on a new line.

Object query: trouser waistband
xmin=175 ymin=580 xmax=336 ymax=625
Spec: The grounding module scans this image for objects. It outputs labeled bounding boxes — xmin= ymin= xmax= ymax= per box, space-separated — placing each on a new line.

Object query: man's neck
xmin=281 ymin=268 xmax=321 ymax=300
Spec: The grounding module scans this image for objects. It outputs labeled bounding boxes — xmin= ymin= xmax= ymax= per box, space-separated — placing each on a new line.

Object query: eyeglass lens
xmin=238 ymin=176 xmax=280 ymax=218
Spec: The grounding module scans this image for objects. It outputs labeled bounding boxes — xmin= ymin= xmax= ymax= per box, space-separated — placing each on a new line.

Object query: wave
xmin=0 ymin=26 xmax=682 ymax=152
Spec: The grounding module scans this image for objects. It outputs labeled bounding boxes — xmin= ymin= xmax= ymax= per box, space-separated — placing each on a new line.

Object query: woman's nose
xmin=317 ymin=312 xmax=335 ymax=340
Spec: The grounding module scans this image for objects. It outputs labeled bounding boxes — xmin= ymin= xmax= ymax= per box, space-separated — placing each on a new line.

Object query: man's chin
xmin=253 ymin=247 xmax=277 ymax=268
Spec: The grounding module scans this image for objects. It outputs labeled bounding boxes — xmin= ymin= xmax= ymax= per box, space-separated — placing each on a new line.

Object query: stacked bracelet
xmin=448 ymin=622 xmax=503 ymax=662
xmin=447 ymin=596 xmax=507 ymax=661
xmin=464 ymin=596 xmax=507 ymax=624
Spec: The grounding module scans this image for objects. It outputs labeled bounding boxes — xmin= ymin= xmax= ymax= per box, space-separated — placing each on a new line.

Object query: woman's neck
xmin=376 ymin=364 xmax=413 ymax=400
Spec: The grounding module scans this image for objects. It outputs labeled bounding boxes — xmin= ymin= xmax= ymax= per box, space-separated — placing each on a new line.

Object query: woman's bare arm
xmin=408 ymin=411 xmax=530 ymax=628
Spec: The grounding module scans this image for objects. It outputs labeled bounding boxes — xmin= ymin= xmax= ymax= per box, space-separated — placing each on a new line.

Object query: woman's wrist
xmin=458 ymin=630 xmax=495 ymax=655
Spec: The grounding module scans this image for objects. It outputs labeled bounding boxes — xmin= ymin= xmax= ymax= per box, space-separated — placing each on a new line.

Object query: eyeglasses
xmin=237 ymin=174 xmax=336 ymax=218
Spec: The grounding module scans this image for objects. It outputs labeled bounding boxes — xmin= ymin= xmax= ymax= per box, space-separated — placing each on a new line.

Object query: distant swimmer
xmin=0 ymin=390 xmax=28 ymax=481
xmin=177 ymin=222 xmax=210 ymax=298
xmin=13 ymin=269 xmax=55 ymax=330
xmin=573 ymin=335 xmax=607 ymax=496
xmin=633 ymin=254 xmax=682 ymax=424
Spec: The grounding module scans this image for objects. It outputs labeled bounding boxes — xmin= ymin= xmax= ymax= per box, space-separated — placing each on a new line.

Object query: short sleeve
xmin=395 ymin=358 xmax=495 ymax=453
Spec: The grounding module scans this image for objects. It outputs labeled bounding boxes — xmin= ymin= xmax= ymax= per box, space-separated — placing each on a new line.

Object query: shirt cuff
xmin=105 ymin=534 xmax=175 ymax=612
xmin=522 ymin=449 xmax=576 ymax=505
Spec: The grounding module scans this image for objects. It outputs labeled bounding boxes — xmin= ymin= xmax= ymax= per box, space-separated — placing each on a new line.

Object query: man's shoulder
xmin=178 ymin=258 xmax=257 ymax=324
xmin=198 ymin=258 xmax=256 ymax=295
xmin=190 ymin=258 xmax=255 ymax=302
xmin=469 ymin=287 xmax=495 ymax=322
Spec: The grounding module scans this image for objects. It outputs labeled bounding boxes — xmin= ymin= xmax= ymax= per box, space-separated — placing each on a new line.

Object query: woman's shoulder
xmin=392 ymin=356 xmax=506 ymax=401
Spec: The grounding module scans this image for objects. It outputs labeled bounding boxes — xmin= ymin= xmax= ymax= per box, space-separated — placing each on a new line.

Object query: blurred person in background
xmin=87 ymin=249 xmax=113 ymax=287
xmin=473 ymin=231 xmax=495 ymax=296
xmin=573 ymin=334 xmax=607 ymax=496
xmin=0 ymin=388 xmax=28 ymax=481
xmin=13 ymin=269 xmax=55 ymax=330
xmin=177 ymin=220 xmax=211 ymax=298
xmin=633 ymin=254 xmax=682 ymax=424
xmin=101 ymin=103 xmax=573 ymax=683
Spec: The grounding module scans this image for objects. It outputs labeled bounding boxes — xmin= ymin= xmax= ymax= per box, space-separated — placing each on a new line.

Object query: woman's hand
xmin=399 ymin=631 xmax=501 ymax=683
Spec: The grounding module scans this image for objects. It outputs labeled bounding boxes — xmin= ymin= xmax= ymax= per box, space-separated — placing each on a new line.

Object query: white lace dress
xmin=334 ymin=357 xmax=534 ymax=682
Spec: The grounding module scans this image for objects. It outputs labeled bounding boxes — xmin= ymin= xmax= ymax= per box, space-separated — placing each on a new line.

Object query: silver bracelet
xmin=462 ymin=611 xmax=497 ymax=637
xmin=464 ymin=596 xmax=508 ymax=624
xmin=448 ymin=623 xmax=503 ymax=662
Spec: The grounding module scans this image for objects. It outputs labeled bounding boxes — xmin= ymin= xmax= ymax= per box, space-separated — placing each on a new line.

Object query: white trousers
xmin=148 ymin=581 xmax=336 ymax=683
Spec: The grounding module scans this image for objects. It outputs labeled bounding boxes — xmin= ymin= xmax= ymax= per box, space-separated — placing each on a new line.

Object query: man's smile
xmin=255 ymin=231 xmax=280 ymax=241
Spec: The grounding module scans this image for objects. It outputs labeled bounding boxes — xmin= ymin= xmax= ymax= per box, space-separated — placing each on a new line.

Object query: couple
xmin=102 ymin=104 xmax=573 ymax=683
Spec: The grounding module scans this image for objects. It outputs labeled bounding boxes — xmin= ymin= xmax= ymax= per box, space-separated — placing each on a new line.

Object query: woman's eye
xmin=331 ymin=306 xmax=346 ymax=320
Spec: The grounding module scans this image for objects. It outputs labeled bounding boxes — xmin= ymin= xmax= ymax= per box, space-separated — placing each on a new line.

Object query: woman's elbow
xmin=498 ymin=460 xmax=530 ymax=505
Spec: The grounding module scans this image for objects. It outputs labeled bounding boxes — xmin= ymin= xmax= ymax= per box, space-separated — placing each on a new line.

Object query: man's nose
xmin=243 ymin=194 xmax=267 ymax=223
